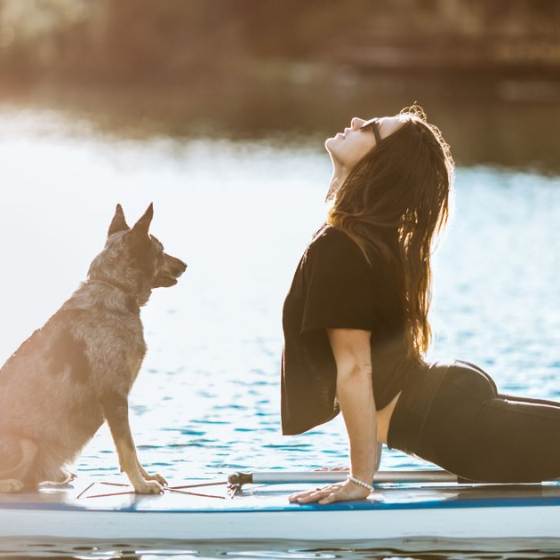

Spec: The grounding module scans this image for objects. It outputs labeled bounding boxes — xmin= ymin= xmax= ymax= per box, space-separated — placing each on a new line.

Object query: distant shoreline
xmin=1 ymin=68 xmax=559 ymax=174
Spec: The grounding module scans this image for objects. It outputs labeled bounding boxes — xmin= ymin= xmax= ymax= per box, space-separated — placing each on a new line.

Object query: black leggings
xmin=388 ymin=360 xmax=560 ymax=483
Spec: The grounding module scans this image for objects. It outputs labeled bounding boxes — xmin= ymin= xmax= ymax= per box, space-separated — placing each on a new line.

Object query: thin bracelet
xmin=347 ymin=474 xmax=374 ymax=493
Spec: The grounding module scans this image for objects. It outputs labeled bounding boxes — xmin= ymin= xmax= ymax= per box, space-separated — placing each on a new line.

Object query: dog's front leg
xmin=101 ymin=391 xmax=164 ymax=494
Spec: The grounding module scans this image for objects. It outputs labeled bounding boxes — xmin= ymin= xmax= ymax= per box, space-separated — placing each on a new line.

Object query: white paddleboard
xmin=1 ymin=475 xmax=560 ymax=543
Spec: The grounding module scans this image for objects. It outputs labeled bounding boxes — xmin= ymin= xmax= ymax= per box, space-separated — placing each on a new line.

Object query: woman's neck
xmin=327 ymin=165 xmax=351 ymax=200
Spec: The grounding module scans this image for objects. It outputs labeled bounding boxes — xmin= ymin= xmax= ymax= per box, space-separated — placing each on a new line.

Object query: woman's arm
xmin=289 ymin=328 xmax=378 ymax=504
xmin=330 ymin=328 xmax=378 ymax=482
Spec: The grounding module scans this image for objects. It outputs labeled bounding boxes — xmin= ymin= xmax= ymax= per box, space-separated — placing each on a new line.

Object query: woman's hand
xmin=288 ymin=479 xmax=371 ymax=505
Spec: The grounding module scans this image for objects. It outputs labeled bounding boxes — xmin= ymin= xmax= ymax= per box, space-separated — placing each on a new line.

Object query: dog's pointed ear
xmin=131 ymin=203 xmax=154 ymax=236
xmin=108 ymin=204 xmax=129 ymax=236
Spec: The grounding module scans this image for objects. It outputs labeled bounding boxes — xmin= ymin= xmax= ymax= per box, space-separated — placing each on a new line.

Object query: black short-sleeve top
xmin=281 ymin=223 xmax=419 ymax=435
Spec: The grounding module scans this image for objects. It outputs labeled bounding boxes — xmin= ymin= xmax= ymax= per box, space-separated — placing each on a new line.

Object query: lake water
xmin=0 ymin=105 xmax=559 ymax=558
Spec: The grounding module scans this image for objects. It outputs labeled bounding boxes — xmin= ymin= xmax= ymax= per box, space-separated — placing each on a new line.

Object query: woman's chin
xmin=324 ymin=136 xmax=337 ymax=152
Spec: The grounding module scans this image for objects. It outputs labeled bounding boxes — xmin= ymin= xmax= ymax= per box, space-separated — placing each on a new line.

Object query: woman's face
xmin=325 ymin=115 xmax=408 ymax=169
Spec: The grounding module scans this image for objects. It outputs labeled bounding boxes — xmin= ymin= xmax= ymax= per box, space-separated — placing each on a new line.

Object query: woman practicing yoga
xmin=281 ymin=103 xmax=560 ymax=505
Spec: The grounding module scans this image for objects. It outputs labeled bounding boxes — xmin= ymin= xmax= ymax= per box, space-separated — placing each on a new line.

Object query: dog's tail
xmin=0 ymin=438 xmax=37 ymax=480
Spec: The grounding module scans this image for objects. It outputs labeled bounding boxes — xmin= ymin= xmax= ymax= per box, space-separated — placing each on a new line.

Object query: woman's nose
xmin=350 ymin=117 xmax=365 ymax=129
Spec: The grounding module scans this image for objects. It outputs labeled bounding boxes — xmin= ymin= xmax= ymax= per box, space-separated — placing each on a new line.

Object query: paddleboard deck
xmin=1 ymin=477 xmax=560 ymax=543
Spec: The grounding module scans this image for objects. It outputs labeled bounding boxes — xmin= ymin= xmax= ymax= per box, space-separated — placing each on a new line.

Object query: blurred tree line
xmin=1 ymin=0 xmax=559 ymax=87
xmin=1 ymin=0 xmax=559 ymax=171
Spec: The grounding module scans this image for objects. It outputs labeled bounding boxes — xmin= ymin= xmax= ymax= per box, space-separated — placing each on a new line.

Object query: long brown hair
xmin=326 ymin=104 xmax=454 ymax=357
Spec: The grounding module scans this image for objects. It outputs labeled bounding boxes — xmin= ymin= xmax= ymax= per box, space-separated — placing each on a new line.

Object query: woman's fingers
xmin=289 ymin=480 xmax=372 ymax=505
xmin=319 ymin=483 xmax=371 ymax=504
xmin=318 ymin=487 xmax=349 ymax=504
xmin=288 ymin=488 xmax=318 ymax=500
xmin=288 ymin=490 xmax=314 ymax=502
xmin=288 ymin=484 xmax=340 ymax=503
xmin=317 ymin=492 xmax=341 ymax=505
xmin=289 ymin=489 xmax=330 ymax=503
xmin=318 ymin=493 xmax=337 ymax=504
xmin=289 ymin=484 xmax=337 ymax=498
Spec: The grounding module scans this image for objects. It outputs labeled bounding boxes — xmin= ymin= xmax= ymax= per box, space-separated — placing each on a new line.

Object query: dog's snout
xmin=170 ymin=257 xmax=187 ymax=276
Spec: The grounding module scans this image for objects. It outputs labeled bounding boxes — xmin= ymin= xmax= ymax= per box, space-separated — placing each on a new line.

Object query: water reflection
xmin=3 ymin=71 xmax=560 ymax=172
xmin=2 ymin=538 xmax=560 ymax=559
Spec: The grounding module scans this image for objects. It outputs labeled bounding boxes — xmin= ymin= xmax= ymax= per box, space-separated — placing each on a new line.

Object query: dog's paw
xmin=64 ymin=470 xmax=77 ymax=482
xmin=0 ymin=479 xmax=24 ymax=493
xmin=133 ymin=479 xmax=164 ymax=495
xmin=143 ymin=472 xmax=168 ymax=487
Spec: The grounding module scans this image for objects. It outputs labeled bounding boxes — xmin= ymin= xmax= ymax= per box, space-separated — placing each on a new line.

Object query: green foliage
xmin=1 ymin=0 xmax=560 ymax=85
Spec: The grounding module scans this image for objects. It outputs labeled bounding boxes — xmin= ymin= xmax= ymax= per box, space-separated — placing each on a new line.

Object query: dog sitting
xmin=0 ymin=203 xmax=186 ymax=494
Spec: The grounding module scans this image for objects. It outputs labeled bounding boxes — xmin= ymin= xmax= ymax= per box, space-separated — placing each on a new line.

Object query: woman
xmin=281 ymin=103 xmax=560 ymax=505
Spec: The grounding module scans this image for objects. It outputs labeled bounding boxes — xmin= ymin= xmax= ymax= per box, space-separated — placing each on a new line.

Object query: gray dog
xmin=0 ymin=203 xmax=187 ymax=494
